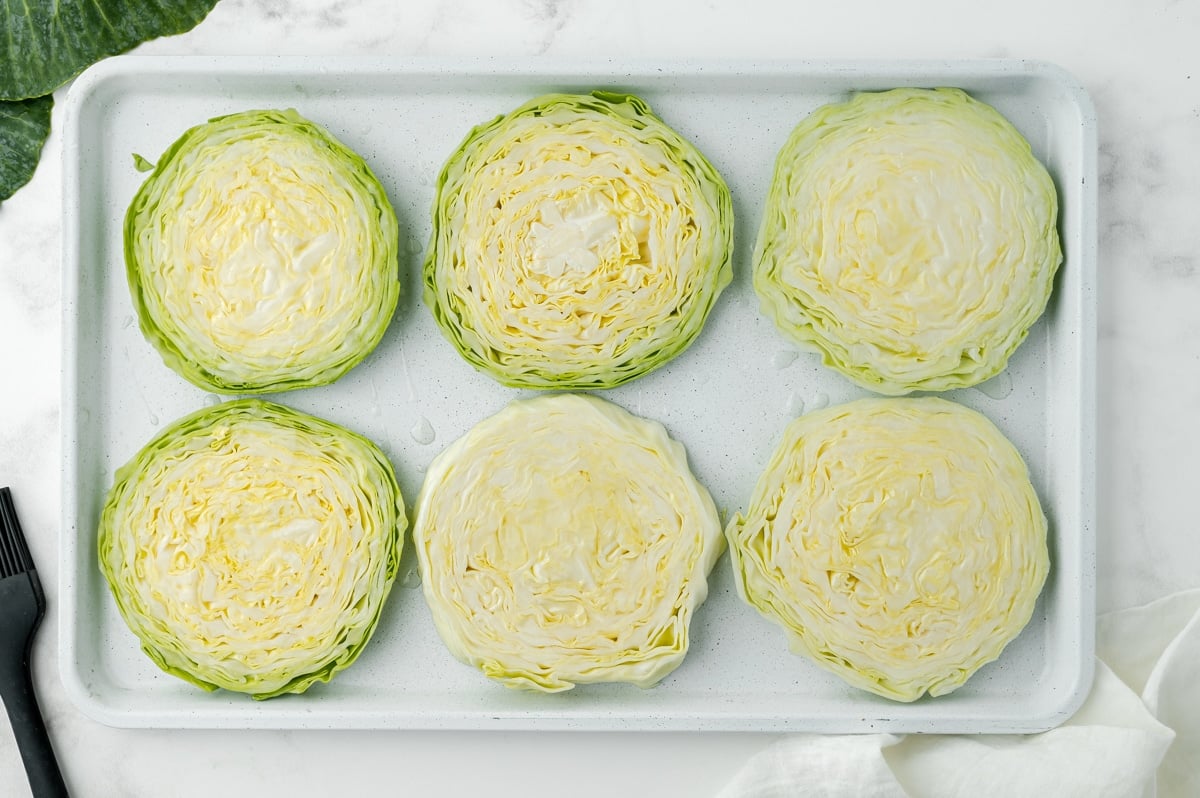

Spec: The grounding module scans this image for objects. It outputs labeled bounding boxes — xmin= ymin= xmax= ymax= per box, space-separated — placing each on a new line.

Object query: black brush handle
xmin=0 ymin=637 xmax=68 ymax=798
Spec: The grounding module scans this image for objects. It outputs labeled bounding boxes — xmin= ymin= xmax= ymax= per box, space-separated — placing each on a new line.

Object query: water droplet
xmin=79 ymin=408 xmax=91 ymax=423
xmin=400 ymin=566 xmax=422 ymax=589
xmin=808 ymin=392 xmax=829 ymax=411
xmin=367 ymin=379 xmax=382 ymax=417
xmin=410 ymin=417 xmax=436 ymax=445
xmin=786 ymin=392 xmax=806 ymax=415
xmin=121 ymin=315 xmax=134 ymax=329
xmin=205 ymin=394 xmax=222 ymax=406
xmin=975 ymin=370 xmax=1014 ymax=400
xmin=772 ymin=350 xmax=799 ymax=370
xmin=148 ymin=413 xmax=159 ymax=426
xmin=399 ymin=346 xmax=418 ymax=403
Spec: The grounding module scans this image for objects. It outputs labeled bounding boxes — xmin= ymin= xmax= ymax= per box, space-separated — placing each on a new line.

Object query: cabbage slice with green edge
xmin=754 ymin=88 xmax=1062 ymax=395
xmin=425 ymin=92 xmax=734 ymax=389
xmin=726 ymin=397 xmax=1049 ymax=702
xmin=413 ymin=394 xmax=724 ymax=691
xmin=98 ymin=399 xmax=405 ymax=699
xmin=125 ymin=108 xmax=399 ymax=394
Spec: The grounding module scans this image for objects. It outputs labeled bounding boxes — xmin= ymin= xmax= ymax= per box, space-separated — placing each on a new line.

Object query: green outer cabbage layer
xmin=424 ymin=91 xmax=734 ymax=389
xmin=0 ymin=95 xmax=52 ymax=202
xmin=0 ymin=0 xmax=219 ymax=202
xmin=413 ymin=393 xmax=724 ymax=691
xmin=753 ymin=87 xmax=1062 ymax=395
xmin=124 ymin=108 xmax=400 ymax=394
xmin=98 ymin=399 xmax=406 ymax=700
xmin=726 ymin=397 xmax=1049 ymax=702
xmin=0 ymin=0 xmax=220 ymax=101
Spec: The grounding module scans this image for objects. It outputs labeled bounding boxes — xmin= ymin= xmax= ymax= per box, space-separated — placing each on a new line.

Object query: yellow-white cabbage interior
xmin=727 ymin=397 xmax=1048 ymax=701
xmin=754 ymin=89 xmax=1059 ymax=393
xmin=138 ymin=124 xmax=388 ymax=384
xmin=105 ymin=414 xmax=393 ymax=694
xmin=438 ymin=108 xmax=722 ymax=377
xmin=414 ymin=394 xmax=723 ymax=691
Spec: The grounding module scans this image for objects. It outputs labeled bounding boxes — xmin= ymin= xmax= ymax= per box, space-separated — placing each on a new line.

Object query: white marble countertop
xmin=1 ymin=0 xmax=1198 ymax=795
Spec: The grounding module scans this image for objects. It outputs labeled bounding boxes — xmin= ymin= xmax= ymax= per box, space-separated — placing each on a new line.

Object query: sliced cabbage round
xmin=726 ymin=397 xmax=1048 ymax=701
xmin=413 ymin=394 xmax=723 ymax=691
xmin=424 ymin=92 xmax=734 ymax=389
xmin=124 ymin=108 xmax=400 ymax=394
xmin=98 ymin=399 xmax=405 ymax=699
xmin=754 ymin=88 xmax=1061 ymax=395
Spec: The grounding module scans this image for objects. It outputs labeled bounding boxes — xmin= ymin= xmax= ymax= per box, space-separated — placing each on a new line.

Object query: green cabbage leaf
xmin=0 ymin=0 xmax=220 ymax=202
xmin=0 ymin=0 xmax=220 ymax=101
xmin=0 ymin=95 xmax=52 ymax=202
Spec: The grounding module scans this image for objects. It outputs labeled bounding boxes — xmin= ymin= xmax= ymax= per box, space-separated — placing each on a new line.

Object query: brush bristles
xmin=0 ymin=487 xmax=34 ymax=579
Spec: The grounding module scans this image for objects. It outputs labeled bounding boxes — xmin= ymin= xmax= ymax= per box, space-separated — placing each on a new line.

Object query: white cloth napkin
xmin=717 ymin=589 xmax=1200 ymax=798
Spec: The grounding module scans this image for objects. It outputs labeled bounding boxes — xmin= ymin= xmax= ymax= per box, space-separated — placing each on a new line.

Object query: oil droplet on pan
xmin=975 ymin=370 xmax=1014 ymax=400
xmin=410 ymin=417 xmax=436 ymax=445
xmin=772 ymin=350 xmax=799 ymax=370
xmin=367 ymin=378 xmax=382 ymax=417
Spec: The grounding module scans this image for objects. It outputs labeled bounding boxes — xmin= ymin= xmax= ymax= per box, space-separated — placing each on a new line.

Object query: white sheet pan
xmin=60 ymin=56 xmax=1096 ymax=731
